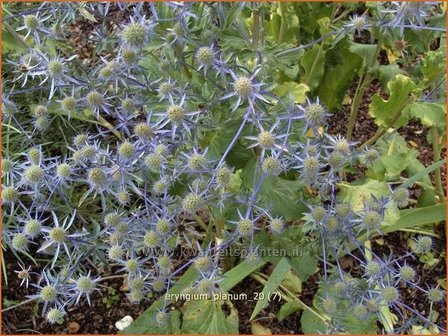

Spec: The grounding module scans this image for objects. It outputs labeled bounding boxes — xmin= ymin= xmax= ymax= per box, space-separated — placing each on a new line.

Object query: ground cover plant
xmin=1 ymin=1 xmax=447 ymax=334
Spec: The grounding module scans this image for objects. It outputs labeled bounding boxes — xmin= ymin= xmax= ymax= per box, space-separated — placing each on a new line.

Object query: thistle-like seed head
xmin=88 ymin=167 xmax=107 ymax=188
xmin=152 ymin=278 xmax=166 ymax=292
xmin=122 ymin=48 xmax=139 ymax=66
xmin=61 ymin=97 xmax=77 ymax=112
xmin=399 ymin=265 xmax=416 ymax=281
xmin=2 ymin=186 xmax=19 ymax=203
xmin=166 ymin=105 xmax=185 ymax=123
xmin=155 ymin=144 xmax=169 ymax=157
xmin=24 ymin=15 xmax=39 ymax=30
xmin=364 ymin=261 xmax=381 ymax=277
xmin=86 ymin=91 xmax=103 ymax=108
xmin=392 ymin=188 xmax=409 ymax=208
xmin=134 ymin=123 xmax=154 ymax=141
xmin=257 ymin=131 xmax=275 ymax=149
xmin=304 ymin=103 xmax=326 ymax=124
xmin=413 ymin=236 xmax=432 ymax=254
xmin=40 ymin=285 xmax=57 ymax=302
xmin=182 ymin=193 xmax=204 ymax=213
xmin=353 ymin=304 xmax=368 ymax=320
xmin=33 ymin=105 xmax=48 ymax=118
xmin=427 ymin=288 xmax=444 ymax=302
xmin=122 ymin=22 xmax=148 ymax=47
xmin=194 ymin=256 xmax=212 ymax=272
xmin=48 ymin=60 xmax=63 ymax=77
xmin=49 ymin=227 xmax=66 ymax=243
xmin=156 ymin=219 xmax=171 ymax=237
xmin=56 ymin=163 xmax=72 ymax=179
xmin=108 ymin=245 xmax=124 ymax=260
xmin=233 ymin=77 xmax=253 ymax=97
xmin=125 ymin=259 xmax=139 ymax=274
xmin=25 ymin=219 xmax=42 ymax=237
xmin=76 ymin=276 xmax=94 ymax=293
xmin=188 ymin=154 xmax=206 ymax=170
xmin=128 ymin=289 xmax=144 ymax=303
xmin=46 ymin=308 xmax=65 ymax=324
xmin=23 ymin=165 xmax=44 ymax=184
xmin=311 ymin=205 xmax=327 ymax=222
xmin=196 ymin=47 xmax=214 ymax=65
xmin=261 ymin=156 xmax=281 ymax=175
xmin=381 ymin=286 xmax=399 ymax=303
xmin=159 ymin=82 xmax=174 ymax=95
xmin=143 ymin=230 xmax=159 ymax=248
xmin=12 ymin=233 xmax=28 ymax=251
xmin=269 ymin=218 xmax=285 ymax=234
xmin=237 ymin=218 xmax=254 ymax=237
xmin=216 ymin=165 xmax=231 ymax=188
xmin=118 ymin=141 xmax=136 ymax=160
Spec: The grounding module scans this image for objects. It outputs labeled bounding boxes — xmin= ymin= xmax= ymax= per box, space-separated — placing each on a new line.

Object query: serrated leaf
xmin=368 ymin=75 xmax=415 ymax=128
xmin=404 ymin=102 xmax=446 ymax=134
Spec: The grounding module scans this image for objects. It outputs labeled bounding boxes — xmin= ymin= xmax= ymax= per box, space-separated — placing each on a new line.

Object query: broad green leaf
xmin=300 ymin=44 xmax=326 ymax=91
xmin=281 ymin=270 xmax=302 ymax=294
xmin=302 ymin=279 xmax=378 ymax=334
xmin=370 ymin=64 xmax=406 ymax=92
xmin=181 ymin=299 xmax=239 ymax=334
xmin=404 ymin=102 xmax=446 ymax=134
xmin=349 ymin=42 xmax=377 ymax=69
xmin=273 ymin=82 xmax=309 ymax=103
xmin=289 ymin=253 xmax=318 ymax=282
xmin=338 ymin=178 xmax=400 ymax=227
xmin=249 ymin=257 xmax=291 ymax=320
xmin=368 ymin=75 xmax=416 ymax=128
xmin=420 ymin=49 xmax=446 ymax=83
xmin=278 ymin=301 xmax=302 ymax=321
xmin=300 ymin=309 xmax=327 ymax=334
xmin=241 ymin=159 xmax=306 ymax=220
xmin=123 ymin=267 xmax=198 ymax=334
xmin=318 ymin=38 xmax=362 ymax=111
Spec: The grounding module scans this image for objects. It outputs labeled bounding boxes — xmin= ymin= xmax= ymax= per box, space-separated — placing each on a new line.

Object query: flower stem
xmin=431 ymin=127 xmax=445 ymax=203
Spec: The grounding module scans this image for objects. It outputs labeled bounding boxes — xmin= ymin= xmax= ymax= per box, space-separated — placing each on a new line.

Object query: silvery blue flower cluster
xmin=2 ymin=2 xmax=445 ymax=332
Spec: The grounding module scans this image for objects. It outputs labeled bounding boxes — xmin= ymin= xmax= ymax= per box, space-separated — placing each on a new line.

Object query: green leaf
xmin=318 ymin=39 xmax=362 ymax=111
xmin=382 ymin=203 xmax=446 ymax=234
xmin=249 ymin=257 xmax=291 ymax=320
xmin=368 ymin=75 xmax=415 ymax=128
xmin=338 ymin=178 xmax=400 ymax=227
xmin=370 ymin=64 xmax=406 ymax=92
xmin=221 ymin=259 xmax=267 ymax=292
xmin=401 ymin=159 xmax=445 ymax=189
xmin=404 ymin=102 xmax=446 ymax=134
xmin=289 ymin=253 xmax=318 ymax=282
xmin=349 ymin=42 xmax=377 ymax=69
xmin=300 ymin=44 xmax=326 ymax=91
xmin=278 ymin=301 xmax=302 ymax=321
xmin=420 ymin=49 xmax=446 ymax=83
xmin=241 ymin=159 xmax=306 ymax=220
xmin=181 ymin=299 xmax=239 ymax=334
xmin=273 ymin=82 xmax=310 ymax=103
xmin=123 ymin=267 xmax=198 ymax=334
xmin=300 ymin=309 xmax=327 ymax=334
